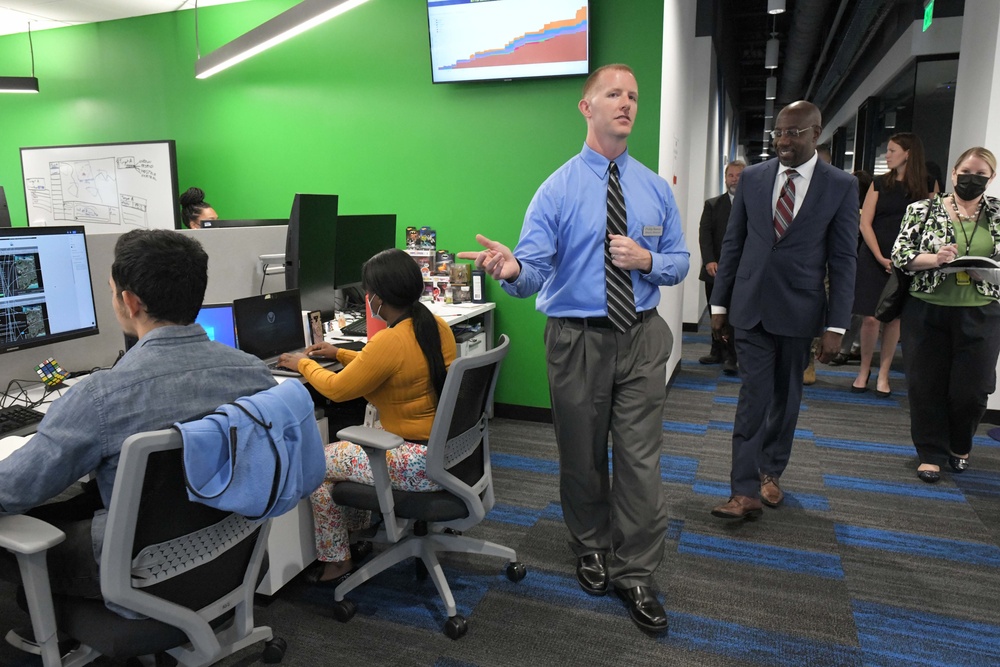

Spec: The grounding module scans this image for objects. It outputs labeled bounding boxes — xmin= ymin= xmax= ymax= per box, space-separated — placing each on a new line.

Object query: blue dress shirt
xmin=502 ymin=143 xmax=689 ymax=316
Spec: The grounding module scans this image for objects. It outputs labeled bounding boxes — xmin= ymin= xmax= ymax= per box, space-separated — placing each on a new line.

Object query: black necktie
xmin=605 ymin=162 xmax=637 ymax=333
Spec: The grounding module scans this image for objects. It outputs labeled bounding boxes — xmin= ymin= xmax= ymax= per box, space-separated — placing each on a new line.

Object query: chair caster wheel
xmin=262 ymin=636 xmax=287 ymax=663
xmin=332 ymin=599 xmax=357 ymax=623
xmin=443 ymin=614 xmax=468 ymax=639
xmin=505 ymin=561 xmax=527 ymax=582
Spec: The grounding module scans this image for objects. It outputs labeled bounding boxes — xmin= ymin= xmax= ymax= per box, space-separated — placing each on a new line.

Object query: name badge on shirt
xmin=642 ymin=225 xmax=663 ymax=237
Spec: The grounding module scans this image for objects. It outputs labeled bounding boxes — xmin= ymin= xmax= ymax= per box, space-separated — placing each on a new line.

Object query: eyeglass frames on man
xmin=770 ymin=126 xmax=817 ymax=139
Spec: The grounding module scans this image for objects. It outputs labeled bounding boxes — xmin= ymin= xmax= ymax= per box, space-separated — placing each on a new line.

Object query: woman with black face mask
xmin=892 ymin=147 xmax=999 ymax=483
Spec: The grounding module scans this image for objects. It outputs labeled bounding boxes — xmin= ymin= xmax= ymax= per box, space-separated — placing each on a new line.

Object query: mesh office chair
xmin=329 ymin=334 xmax=525 ymax=639
xmin=0 ymin=428 xmax=286 ymax=666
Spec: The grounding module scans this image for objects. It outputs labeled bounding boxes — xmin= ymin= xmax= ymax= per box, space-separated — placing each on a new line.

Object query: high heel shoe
xmin=850 ymin=370 xmax=871 ymax=393
xmin=948 ymin=456 xmax=969 ymax=473
xmin=917 ymin=467 xmax=941 ymax=483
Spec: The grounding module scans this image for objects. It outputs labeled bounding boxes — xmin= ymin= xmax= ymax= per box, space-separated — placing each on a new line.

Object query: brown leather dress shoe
xmin=760 ymin=475 xmax=784 ymax=507
xmin=711 ymin=495 xmax=763 ymax=519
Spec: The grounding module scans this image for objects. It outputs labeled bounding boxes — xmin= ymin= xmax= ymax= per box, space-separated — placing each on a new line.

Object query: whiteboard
xmin=20 ymin=140 xmax=181 ymax=233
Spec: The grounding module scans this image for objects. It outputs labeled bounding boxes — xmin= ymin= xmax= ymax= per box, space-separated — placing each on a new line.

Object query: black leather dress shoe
xmin=949 ymin=456 xmax=969 ymax=473
xmin=614 ymin=586 xmax=668 ymax=634
xmin=575 ymin=553 xmax=608 ymax=596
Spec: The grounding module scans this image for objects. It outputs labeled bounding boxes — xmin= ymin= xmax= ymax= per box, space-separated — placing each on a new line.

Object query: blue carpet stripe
xmin=539 ymin=501 xmax=563 ymax=522
xmin=678 ymin=532 xmax=844 ymax=579
xmin=815 ymin=437 xmax=913 ymax=456
xmin=663 ymin=420 xmax=708 ymax=434
xmin=974 ymin=434 xmax=1000 ymax=448
xmin=803 ymin=387 xmax=905 ymax=404
xmin=823 ymin=474 xmax=967 ymax=502
xmin=853 ymin=600 xmax=1000 ymax=666
xmin=691 ymin=480 xmax=832 ymax=511
xmin=664 ymin=611 xmax=862 ymax=666
xmin=954 ymin=470 xmax=1000 ymax=497
xmin=661 ymin=454 xmax=699 ymax=483
xmin=672 ymin=378 xmax=718 ymax=392
xmin=496 ymin=569 xmax=862 ymax=666
xmin=491 ymin=452 xmax=561 ymax=476
xmin=835 ymin=524 xmax=1000 ymax=567
xmin=713 ymin=396 xmax=809 ymax=411
xmin=485 ymin=503 xmax=542 ymax=527
xmin=665 ymin=518 xmax=684 ymax=542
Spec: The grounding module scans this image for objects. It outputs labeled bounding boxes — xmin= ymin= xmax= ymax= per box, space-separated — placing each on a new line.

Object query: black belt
xmin=561 ymin=309 xmax=656 ymax=330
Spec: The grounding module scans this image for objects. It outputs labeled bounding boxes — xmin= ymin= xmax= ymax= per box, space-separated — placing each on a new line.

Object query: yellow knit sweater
xmin=297 ymin=316 xmax=456 ymax=441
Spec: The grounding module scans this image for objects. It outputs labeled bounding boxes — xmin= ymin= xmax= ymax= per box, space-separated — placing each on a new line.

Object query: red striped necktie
xmin=773 ymin=169 xmax=799 ymax=240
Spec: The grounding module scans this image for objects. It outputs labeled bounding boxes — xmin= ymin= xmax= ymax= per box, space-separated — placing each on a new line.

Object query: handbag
xmin=873 ymin=201 xmax=933 ymax=322
xmin=873 ymin=266 xmax=911 ymax=322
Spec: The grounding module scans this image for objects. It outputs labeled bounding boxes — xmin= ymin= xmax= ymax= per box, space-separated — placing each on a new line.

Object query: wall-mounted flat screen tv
xmin=427 ymin=0 xmax=589 ymax=84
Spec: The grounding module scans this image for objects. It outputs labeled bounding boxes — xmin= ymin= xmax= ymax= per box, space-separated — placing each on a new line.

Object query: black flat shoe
xmin=614 ymin=585 xmax=669 ymax=634
xmin=917 ymin=469 xmax=941 ymax=484
xmin=350 ymin=540 xmax=373 ymax=564
xmin=850 ymin=371 xmax=871 ymax=393
xmin=948 ymin=456 xmax=969 ymax=473
xmin=576 ymin=553 xmax=608 ymax=596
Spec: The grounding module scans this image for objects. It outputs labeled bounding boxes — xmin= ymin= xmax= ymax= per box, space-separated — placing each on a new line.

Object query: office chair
xmin=329 ymin=334 xmax=525 ymax=639
xmin=0 ymin=428 xmax=286 ymax=666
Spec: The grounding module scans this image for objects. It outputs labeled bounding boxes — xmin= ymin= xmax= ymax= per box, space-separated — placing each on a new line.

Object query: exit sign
xmin=923 ymin=0 xmax=934 ymax=32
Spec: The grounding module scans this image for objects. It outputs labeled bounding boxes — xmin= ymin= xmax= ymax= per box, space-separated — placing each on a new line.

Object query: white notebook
xmin=0 ymin=435 xmax=31 ymax=461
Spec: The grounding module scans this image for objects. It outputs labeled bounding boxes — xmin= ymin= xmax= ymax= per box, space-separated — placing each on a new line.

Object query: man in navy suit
xmin=709 ymin=101 xmax=858 ymax=519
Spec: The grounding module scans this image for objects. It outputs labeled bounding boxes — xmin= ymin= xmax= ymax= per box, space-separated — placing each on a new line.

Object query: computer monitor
xmin=201 ymin=218 xmax=288 ymax=229
xmin=333 ymin=214 xmax=397 ymax=289
xmin=0 ymin=225 xmax=99 ymax=354
xmin=0 ymin=186 xmax=11 ymax=227
xmin=285 ymin=194 xmax=339 ymax=318
xmin=195 ymin=303 xmax=237 ymax=348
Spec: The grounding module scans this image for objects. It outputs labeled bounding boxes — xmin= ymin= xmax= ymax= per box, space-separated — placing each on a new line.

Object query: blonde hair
xmin=953 ymin=147 xmax=997 ymax=175
xmin=582 ymin=64 xmax=635 ymax=100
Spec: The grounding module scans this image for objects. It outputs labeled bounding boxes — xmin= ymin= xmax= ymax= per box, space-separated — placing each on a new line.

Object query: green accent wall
xmin=0 ymin=0 xmax=663 ymax=408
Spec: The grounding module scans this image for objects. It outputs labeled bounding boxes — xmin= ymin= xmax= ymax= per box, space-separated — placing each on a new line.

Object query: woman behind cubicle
xmin=277 ymin=248 xmax=457 ymax=584
xmin=179 ymin=187 xmax=218 ymax=229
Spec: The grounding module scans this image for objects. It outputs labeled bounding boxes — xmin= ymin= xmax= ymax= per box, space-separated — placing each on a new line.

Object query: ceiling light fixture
xmin=195 ymin=0 xmax=370 ymax=79
xmin=767 ymin=0 xmax=787 ymax=14
xmin=884 ymin=111 xmax=896 ymax=129
xmin=1 ymin=23 xmax=39 ymax=94
xmin=765 ymin=37 xmax=779 ymax=69
xmin=765 ymin=76 xmax=777 ymax=100
xmin=764 ymin=100 xmax=775 ymax=118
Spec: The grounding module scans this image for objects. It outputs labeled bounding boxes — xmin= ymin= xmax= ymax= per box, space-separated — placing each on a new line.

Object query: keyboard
xmin=0 ymin=404 xmax=45 ymax=438
xmin=340 ymin=319 xmax=368 ymax=337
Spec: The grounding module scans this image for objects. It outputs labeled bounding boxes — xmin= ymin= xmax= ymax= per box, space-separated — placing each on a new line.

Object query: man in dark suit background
xmin=698 ymin=160 xmax=745 ymax=374
xmin=708 ymin=101 xmax=858 ymax=520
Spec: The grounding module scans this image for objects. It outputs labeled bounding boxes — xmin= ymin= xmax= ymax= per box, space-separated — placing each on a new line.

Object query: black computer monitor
xmin=0 ymin=187 xmax=11 ymax=228
xmin=333 ymin=214 xmax=397 ymax=289
xmin=201 ymin=218 xmax=288 ymax=229
xmin=0 ymin=225 xmax=100 ymax=354
xmin=285 ymin=194 xmax=339 ymax=318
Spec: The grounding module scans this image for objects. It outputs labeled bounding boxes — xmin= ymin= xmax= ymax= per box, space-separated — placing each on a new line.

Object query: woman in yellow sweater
xmin=278 ymin=248 xmax=456 ymax=584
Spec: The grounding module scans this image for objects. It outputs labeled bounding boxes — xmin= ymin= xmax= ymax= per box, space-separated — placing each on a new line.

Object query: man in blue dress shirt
xmin=459 ymin=64 xmax=689 ymax=634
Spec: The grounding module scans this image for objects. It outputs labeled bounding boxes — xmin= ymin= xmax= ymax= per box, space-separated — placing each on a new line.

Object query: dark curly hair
xmin=179 ymin=187 xmax=212 ymax=229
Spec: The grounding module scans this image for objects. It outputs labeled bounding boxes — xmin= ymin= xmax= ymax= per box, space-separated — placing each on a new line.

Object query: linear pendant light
xmin=0 ymin=76 xmax=39 ymax=93
xmin=2 ymin=23 xmax=39 ymax=94
xmin=195 ymin=0 xmax=370 ymax=79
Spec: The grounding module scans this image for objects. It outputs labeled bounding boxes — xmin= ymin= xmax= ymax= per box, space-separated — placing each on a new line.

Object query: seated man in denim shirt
xmin=0 ymin=229 xmax=276 ymax=603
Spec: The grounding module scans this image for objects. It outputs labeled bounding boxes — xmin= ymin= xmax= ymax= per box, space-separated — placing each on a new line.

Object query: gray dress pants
xmin=543 ymin=310 xmax=671 ymax=588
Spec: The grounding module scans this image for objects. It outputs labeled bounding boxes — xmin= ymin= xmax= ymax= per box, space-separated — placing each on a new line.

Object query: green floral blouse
xmin=891 ymin=194 xmax=1000 ymax=298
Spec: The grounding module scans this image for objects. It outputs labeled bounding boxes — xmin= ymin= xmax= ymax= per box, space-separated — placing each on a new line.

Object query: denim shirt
xmin=0 ymin=324 xmax=277 ymax=564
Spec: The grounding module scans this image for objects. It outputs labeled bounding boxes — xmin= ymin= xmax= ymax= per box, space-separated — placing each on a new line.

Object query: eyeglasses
xmin=770 ymin=126 xmax=817 ymax=139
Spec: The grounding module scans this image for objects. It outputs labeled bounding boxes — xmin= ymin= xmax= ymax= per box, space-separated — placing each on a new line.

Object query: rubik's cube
xmin=35 ymin=357 xmax=68 ymax=387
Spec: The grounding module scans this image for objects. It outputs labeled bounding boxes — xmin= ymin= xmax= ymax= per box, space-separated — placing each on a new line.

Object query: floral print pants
xmin=311 ymin=439 xmax=441 ymax=562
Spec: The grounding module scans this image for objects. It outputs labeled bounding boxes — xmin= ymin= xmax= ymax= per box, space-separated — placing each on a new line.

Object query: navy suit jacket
xmin=710 ymin=157 xmax=859 ymax=338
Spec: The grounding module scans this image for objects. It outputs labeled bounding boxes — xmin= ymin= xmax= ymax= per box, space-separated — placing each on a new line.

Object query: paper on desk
xmin=0 ymin=435 xmax=31 ymax=461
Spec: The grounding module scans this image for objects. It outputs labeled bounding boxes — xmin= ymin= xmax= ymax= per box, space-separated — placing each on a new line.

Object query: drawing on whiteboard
xmin=21 ymin=140 xmax=180 ymax=233
xmin=24 ymin=155 xmax=156 ymax=228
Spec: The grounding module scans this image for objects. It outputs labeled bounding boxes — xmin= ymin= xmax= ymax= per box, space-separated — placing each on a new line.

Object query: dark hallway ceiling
xmin=708 ymin=0 xmax=963 ymax=162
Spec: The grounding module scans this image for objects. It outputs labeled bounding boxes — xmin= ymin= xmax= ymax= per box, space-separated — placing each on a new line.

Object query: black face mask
xmin=954 ymin=173 xmax=990 ymax=201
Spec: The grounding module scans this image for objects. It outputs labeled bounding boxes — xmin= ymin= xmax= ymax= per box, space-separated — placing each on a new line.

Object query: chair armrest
xmin=336 ymin=425 xmax=405 ymax=451
xmin=0 ymin=515 xmax=66 ymax=554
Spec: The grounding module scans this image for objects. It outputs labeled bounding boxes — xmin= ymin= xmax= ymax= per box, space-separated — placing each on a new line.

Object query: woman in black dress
xmin=851 ymin=133 xmax=934 ymax=396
